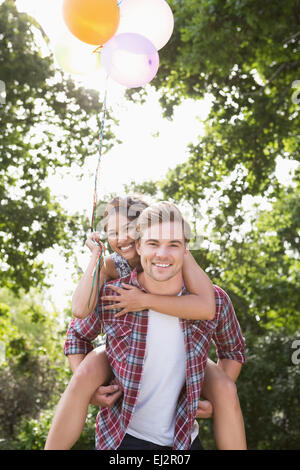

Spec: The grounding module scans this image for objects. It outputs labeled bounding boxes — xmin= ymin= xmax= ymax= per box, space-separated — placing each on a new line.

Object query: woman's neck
xmin=127 ymin=253 xmax=140 ymax=269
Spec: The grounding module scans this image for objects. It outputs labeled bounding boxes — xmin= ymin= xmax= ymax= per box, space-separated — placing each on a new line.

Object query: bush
xmin=238 ymin=331 xmax=300 ymax=450
xmin=15 ymin=406 xmax=99 ymax=450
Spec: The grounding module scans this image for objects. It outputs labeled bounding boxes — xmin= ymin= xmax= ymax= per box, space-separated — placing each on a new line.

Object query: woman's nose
xmin=118 ymin=229 xmax=128 ymax=242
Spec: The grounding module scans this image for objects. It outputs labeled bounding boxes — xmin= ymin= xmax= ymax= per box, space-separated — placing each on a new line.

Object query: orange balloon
xmin=63 ymin=0 xmax=120 ymax=46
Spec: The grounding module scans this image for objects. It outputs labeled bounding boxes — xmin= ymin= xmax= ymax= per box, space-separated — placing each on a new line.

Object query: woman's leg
xmin=45 ymin=346 xmax=112 ymax=450
xmin=201 ymin=359 xmax=247 ymax=450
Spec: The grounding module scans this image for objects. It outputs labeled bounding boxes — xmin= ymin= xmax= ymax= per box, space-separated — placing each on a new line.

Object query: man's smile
xmin=152 ymin=262 xmax=172 ymax=269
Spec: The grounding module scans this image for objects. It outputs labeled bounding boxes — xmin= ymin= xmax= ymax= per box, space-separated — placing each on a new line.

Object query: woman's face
xmin=106 ymin=212 xmax=138 ymax=262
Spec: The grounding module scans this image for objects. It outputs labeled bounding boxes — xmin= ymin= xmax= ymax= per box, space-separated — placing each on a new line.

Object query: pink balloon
xmin=101 ymin=33 xmax=159 ymax=88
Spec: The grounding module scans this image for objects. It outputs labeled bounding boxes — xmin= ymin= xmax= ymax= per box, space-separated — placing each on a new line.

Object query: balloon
xmin=116 ymin=0 xmax=174 ymax=50
xmin=53 ymin=32 xmax=101 ymax=76
xmin=63 ymin=0 xmax=120 ymax=45
xmin=101 ymin=33 xmax=159 ymax=88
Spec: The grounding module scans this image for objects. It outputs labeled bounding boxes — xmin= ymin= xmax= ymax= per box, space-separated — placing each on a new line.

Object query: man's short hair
xmin=135 ymin=201 xmax=191 ymax=244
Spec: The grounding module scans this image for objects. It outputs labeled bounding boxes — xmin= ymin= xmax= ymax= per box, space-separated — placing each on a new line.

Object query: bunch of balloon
xmin=61 ymin=0 xmax=174 ymax=88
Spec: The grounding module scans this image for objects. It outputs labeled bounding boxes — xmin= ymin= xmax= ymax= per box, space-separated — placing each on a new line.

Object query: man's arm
xmin=65 ymin=334 xmax=122 ymax=408
xmin=217 ymin=358 xmax=242 ymax=382
xmin=68 ymin=354 xmax=86 ymax=374
xmin=63 ymin=310 xmax=102 ymax=357
xmin=212 ymin=286 xmax=246 ymax=367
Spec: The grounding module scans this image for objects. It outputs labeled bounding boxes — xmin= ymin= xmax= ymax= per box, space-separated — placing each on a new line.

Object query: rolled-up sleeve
xmin=212 ymin=286 xmax=246 ymax=364
xmin=64 ymin=310 xmax=102 ymax=356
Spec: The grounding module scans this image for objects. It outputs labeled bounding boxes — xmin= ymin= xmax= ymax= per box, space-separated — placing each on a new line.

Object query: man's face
xmin=136 ymin=221 xmax=188 ymax=282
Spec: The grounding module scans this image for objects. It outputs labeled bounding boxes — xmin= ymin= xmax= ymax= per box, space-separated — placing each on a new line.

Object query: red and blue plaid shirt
xmin=64 ymin=268 xmax=246 ymax=450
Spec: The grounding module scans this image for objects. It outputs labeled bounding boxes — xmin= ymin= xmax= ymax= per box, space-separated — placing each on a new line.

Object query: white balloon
xmin=116 ymin=0 xmax=174 ymax=50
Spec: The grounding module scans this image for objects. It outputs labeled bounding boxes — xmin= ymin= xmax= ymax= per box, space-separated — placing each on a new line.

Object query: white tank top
xmin=127 ymin=308 xmax=199 ymax=446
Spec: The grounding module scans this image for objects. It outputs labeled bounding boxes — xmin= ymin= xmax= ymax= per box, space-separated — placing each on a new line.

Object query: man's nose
xmin=155 ymin=244 xmax=169 ymax=258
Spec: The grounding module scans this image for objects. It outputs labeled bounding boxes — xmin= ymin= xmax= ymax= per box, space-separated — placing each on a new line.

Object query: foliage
xmin=140 ymin=0 xmax=300 ymax=231
xmin=204 ymin=184 xmax=300 ymax=335
xmin=238 ymin=332 xmax=300 ymax=450
xmin=197 ymin=332 xmax=300 ymax=450
xmin=0 ymin=0 xmax=116 ymax=293
xmin=0 ymin=287 xmax=102 ymax=451
xmin=14 ymin=406 xmax=98 ymax=450
xmin=0 ymin=288 xmax=69 ymax=445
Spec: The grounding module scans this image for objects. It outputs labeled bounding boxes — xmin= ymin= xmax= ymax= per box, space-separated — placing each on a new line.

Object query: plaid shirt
xmin=64 ymin=269 xmax=246 ymax=450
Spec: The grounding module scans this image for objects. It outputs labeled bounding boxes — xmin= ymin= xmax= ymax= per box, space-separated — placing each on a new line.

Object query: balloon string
xmin=88 ymin=242 xmax=106 ymax=337
xmin=90 ymin=88 xmax=107 ymax=232
xmin=93 ymin=45 xmax=103 ymax=54
xmin=88 ymin=88 xmax=108 ymax=331
xmin=89 ymin=243 xmax=105 ymax=304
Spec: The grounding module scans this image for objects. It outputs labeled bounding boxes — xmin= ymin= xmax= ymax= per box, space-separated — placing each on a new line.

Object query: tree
xmin=0 ymin=288 xmax=68 ymax=442
xmin=0 ymin=0 xmax=116 ymax=292
xmin=141 ymin=0 xmax=300 ymax=223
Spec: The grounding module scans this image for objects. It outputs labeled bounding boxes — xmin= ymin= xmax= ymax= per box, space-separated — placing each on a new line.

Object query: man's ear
xmin=184 ymin=243 xmax=189 ymax=255
xmin=135 ymin=239 xmax=141 ymax=256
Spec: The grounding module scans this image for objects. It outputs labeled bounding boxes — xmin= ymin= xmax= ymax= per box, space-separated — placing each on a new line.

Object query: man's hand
xmin=195 ymin=399 xmax=213 ymax=419
xmin=90 ymin=383 xmax=123 ymax=408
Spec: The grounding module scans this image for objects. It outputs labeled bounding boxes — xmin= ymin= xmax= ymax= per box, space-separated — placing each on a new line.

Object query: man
xmin=64 ymin=202 xmax=246 ymax=450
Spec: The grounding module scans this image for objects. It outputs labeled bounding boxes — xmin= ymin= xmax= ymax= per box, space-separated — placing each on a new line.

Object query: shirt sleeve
xmin=212 ymin=287 xmax=246 ymax=364
xmin=63 ymin=310 xmax=102 ymax=356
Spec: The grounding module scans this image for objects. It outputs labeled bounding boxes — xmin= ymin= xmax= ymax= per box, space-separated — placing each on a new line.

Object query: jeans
xmin=117 ymin=433 xmax=204 ymax=450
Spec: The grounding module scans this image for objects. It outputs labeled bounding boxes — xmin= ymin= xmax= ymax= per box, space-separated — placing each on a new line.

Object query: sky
xmin=9 ymin=0 xmax=299 ymax=311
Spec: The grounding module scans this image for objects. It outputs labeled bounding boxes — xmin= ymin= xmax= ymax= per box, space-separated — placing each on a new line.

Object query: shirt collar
xmin=129 ymin=268 xmax=147 ymax=292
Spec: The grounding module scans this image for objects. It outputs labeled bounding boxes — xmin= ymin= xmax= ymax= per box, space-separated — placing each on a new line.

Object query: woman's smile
xmin=118 ymin=242 xmax=135 ymax=253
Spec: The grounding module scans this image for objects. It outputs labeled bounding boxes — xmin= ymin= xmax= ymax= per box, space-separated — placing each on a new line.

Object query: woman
xmin=45 ymin=196 xmax=246 ymax=450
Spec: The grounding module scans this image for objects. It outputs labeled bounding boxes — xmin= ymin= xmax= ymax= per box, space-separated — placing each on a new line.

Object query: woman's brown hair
xmin=102 ymin=195 xmax=149 ymax=233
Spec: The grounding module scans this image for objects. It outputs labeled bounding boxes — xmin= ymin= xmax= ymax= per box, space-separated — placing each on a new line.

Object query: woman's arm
xmin=102 ymin=251 xmax=216 ymax=321
xmin=182 ymin=250 xmax=216 ymax=318
xmin=72 ymin=234 xmax=117 ymax=319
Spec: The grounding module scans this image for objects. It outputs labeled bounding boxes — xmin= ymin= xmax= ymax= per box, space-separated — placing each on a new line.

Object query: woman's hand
xmin=195 ymin=399 xmax=213 ymax=419
xmin=101 ymin=283 xmax=148 ymax=317
xmin=85 ymin=231 xmax=104 ymax=254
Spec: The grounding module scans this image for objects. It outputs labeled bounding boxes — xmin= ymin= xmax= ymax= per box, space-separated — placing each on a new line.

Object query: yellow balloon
xmin=53 ymin=32 xmax=101 ymax=76
xmin=63 ymin=0 xmax=120 ymax=46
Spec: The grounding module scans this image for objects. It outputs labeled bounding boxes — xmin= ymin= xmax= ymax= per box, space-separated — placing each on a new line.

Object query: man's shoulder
xmin=103 ymin=273 xmax=132 ymax=290
xmin=212 ymin=285 xmax=237 ymax=320
xmin=213 ymin=284 xmax=232 ymax=304
xmin=187 ymin=285 xmax=235 ymax=330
